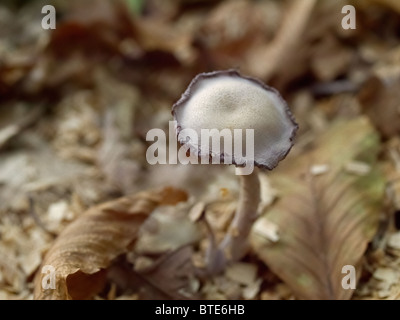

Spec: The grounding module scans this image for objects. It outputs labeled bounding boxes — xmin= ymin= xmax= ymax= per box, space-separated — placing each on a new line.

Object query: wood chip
xmin=373 ymin=268 xmax=399 ymax=283
xmin=242 ymin=279 xmax=262 ymax=300
xmin=225 ymin=262 xmax=258 ymax=286
xmin=259 ymin=174 xmax=277 ymax=207
xmin=252 ymin=218 xmax=279 ymax=243
xmin=310 ymin=164 xmax=330 ymax=176
xmin=188 ymin=202 xmax=205 ymax=222
xmin=387 ymin=232 xmax=400 ymax=250
xmin=345 ymin=161 xmax=371 ymax=175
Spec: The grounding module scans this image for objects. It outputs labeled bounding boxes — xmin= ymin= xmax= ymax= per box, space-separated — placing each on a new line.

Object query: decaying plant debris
xmin=1 ymin=0 xmax=400 ymax=300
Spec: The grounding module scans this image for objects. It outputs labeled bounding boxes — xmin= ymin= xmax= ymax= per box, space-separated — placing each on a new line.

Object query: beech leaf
xmin=33 ymin=187 xmax=188 ymax=300
xmin=251 ymin=117 xmax=385 ymax=300
xmin=137 ymin=246 xmax=197 ymax=300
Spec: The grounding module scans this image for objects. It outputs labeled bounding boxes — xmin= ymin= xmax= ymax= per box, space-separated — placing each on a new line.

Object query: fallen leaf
xmin=33 ymin=187 xmax=188 ymax=300
xmin=48 ymin=0 xmax=135 ymax=58
xmin=366 ymin=0 xmax=400 ymax=15
xmin=358 ymin=76 xmax=400 ymax=139
xmin=137 ymin=246 xmax=198 ymax=300
xmin=251 ymin=117 xmax=385 ymax=300
xmin=310 ymin=33 xmax=353 ymax=82
xmin=196 ymin=0 xmax=272 ymax=68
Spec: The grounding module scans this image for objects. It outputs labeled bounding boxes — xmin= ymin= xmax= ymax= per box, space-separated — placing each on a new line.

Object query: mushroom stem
xmin=222 ymin=167 xmax=261 ymax=259
xmin=207 ymin=168 xmax=260 ymax=274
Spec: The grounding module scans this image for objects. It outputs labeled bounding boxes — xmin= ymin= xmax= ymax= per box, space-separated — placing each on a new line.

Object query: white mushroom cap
xmin=172 ymin=70 xmax=298 ymax=170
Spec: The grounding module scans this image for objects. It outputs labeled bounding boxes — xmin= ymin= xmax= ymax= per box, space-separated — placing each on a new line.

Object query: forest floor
xmin=1 ymin=0 xmax=400 ymax=300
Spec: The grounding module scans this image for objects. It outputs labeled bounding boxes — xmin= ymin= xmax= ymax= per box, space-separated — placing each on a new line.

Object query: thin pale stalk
xmin=206 ymin=168 xmax=260 ymax=274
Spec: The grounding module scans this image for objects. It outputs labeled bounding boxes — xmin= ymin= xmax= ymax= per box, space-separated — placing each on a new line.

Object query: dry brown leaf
xmin=310 ymin=33 xmax=353 ymax=82
xmin=358 ymin=76 xmax=400 ymax=139
xmin=33 ymin=187 xmax=188 ymax=300
xmin=251 ymin=117 xmax=385 ymax=300
xmin=137 ymin=246 xmax=198 ymax=300
xmin=196 ymin=0 xmax=273 ymax=68
xmin=133 ymin=18 xmax=195 ymax=66
xmin=48 ymin=0 xmax=135 ymax=58
xmin=366 ymin=0 xmax=400 ymax=14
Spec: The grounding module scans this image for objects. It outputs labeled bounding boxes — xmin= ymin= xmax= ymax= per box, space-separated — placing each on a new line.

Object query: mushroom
xmin=172 ymin=69 xmax=298 ymax=274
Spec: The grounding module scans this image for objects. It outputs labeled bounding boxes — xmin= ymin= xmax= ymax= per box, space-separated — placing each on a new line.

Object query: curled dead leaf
xmin=33 ymin=187 xmax=187 ymax=300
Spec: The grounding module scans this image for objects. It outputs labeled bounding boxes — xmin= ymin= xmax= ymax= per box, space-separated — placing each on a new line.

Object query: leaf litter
xmin=1 ymin=0 xmax=400 ymax=300
xmin=251 ymin=117 xmax=385 ymax=300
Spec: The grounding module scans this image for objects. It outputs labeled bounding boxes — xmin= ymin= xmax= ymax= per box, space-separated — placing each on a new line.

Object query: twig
xmin=245 ymin=0 xmax=317 ymax=80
